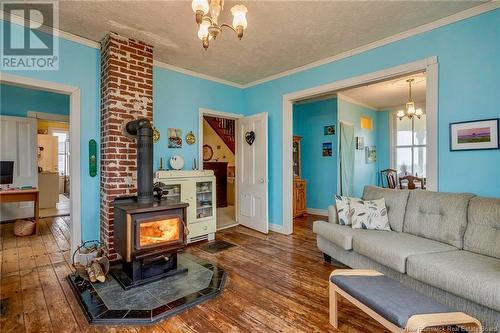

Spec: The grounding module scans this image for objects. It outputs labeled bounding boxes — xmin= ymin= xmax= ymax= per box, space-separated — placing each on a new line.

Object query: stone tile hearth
xmin=67 ymin=253 xmax=226 ymax=325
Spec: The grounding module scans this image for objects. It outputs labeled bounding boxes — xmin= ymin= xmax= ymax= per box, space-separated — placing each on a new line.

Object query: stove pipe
xmin=125 ymin=118 xmax=153 ymax=204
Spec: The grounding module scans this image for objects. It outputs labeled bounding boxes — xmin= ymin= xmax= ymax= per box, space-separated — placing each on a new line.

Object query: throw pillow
xmin=335 ymin=195 xmax=360 ymax=226
xmin=350 ymin=198 xmax=391 ymax=231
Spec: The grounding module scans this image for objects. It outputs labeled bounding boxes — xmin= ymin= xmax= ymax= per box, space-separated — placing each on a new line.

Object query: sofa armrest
xmin=328 ymin=205 xmax=338 ymax=224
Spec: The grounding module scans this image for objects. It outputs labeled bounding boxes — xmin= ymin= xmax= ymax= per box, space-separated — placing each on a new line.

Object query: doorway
xmin=282 ymin=57 xmax=438 ymax=235
xmin=1 ymin=73 xmax=82 ymax=256
xmin=199 ymin=108 xmax=241 ymax=230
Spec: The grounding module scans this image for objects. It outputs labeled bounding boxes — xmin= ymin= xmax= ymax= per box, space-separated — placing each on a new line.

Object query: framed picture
xmin=355 ymin=136 xmax=364 ymax=150
xmin=168 ymin=128 xmax=182 ymax=148
xmin=322 ymin=142 xmax=332 ymax=157
xmin=324 ymin=125 xmax=335 ymax=136
xmin=365 ymin=146 xmax=376 ymax=163
xmin=450 ymin=118 xmax=499 ymax=151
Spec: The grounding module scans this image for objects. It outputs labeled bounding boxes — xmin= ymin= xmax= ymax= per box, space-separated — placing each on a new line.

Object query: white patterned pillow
xmin=334 ymin=195 xmax=360 ymax=226
xmin=350 ymin=198 xmax=391 ymax=231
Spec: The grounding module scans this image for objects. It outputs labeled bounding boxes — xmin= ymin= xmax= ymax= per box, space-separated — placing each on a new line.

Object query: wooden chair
xmin=398 ymin=175 xmax=425 ymax=190
xmin=380 ymin=169 xmax=398 ymax=189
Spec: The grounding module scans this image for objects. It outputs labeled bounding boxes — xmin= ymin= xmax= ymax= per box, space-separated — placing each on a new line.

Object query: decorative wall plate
xmin=203 ymin=144 xmax=213 ymax=161
xmin=153 ymin=127 xmax=160 ymax=143
xmin=169 ymin=155 xmax=185 ymax=170
xmin=185 ymin=131 xmax=196 ymax=145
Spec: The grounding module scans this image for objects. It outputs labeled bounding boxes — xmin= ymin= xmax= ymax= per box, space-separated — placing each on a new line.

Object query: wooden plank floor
xmin=0 ymin=215 xmax=392 ymax=333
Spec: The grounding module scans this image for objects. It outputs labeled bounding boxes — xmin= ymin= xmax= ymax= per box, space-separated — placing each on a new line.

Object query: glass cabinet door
xmin=163 ymin=183 xmax=182 ymax=204
xmin=196 ymin=181 xmax=213 ymax=219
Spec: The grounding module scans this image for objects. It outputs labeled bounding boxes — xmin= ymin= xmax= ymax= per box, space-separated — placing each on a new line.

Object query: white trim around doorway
xmin=1 ymin=73 xmax=82 ymax=257
xmin=282 ymin=57 xmax=439 ymax=235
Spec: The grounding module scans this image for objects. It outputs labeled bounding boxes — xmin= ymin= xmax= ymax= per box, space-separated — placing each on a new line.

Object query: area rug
xmin=68 ymin=252 xmax=226 ymax=324
xmin=200 ymin=240 xmax=236 ymax=254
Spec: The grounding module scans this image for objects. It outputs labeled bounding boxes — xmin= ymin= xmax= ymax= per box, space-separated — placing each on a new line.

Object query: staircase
xmin=205 ymin=116 xmax=235 ymax=154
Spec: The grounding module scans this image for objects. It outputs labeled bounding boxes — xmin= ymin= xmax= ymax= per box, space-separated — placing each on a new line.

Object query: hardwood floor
xmin=0 ymin=215 xmax=392 ymax=333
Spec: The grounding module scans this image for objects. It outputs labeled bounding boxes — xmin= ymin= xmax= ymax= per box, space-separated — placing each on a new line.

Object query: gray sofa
xmin=313 ymin=186 xmax=500 ymax=330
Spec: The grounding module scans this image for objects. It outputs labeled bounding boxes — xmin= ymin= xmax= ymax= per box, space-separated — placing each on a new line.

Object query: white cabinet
xmin=155 ymin=170 xmax=216 ymax=243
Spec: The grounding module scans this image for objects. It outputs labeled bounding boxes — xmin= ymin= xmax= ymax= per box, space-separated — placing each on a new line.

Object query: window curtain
xmin=340 ymin=122 xmax=355 ymax=196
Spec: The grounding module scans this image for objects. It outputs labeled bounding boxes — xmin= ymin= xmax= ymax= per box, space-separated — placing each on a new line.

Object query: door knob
xmin=259 ymin=178 xmax=265 ymax=183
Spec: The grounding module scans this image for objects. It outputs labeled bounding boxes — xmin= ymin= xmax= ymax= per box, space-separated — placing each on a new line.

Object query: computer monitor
xmin=0 ymin=161 xmax=14 ymax=185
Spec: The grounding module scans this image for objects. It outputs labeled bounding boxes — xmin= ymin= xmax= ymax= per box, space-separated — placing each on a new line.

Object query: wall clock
xmin=203 ymin=144 xmax=213 ymax=161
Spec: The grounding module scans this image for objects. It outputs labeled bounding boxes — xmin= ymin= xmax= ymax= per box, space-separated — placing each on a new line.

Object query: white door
xmin=0 ymin=115 xmax=38 ymax=221
xmin=236 ymin=112 xmax=268 ymax=233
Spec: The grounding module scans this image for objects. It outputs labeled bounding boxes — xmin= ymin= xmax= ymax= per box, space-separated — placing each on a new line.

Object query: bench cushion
xmin=407 ymin=250 xmax=500 ymax=311
xmin=313 ymin=221 xmax=360 ymax=250
xmin=464 ymin=196 xmax=500 ymax=259
xmin=362 ymin=186 xmax=410 ymax=232
xmin=403 ymin=190 xmax=474 ymax=248
xmin=352 ymin=231 xmax=456 ymax=273
xmin=331 ymin=275 xmax=453 ymax=328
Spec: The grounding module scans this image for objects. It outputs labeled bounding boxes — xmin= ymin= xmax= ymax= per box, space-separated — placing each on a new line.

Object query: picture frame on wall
xmin=168 ymin=128 xmax=182 ymax=148
xmin=355 ymin=136 xmax=364 ymax=150
xmin=450 ymin=118 xmax=499 ymax=151
xmin=324 ymin=125 xmax=335 ymax=135
xmin=365 ymin=146 xmax=376 ymax=163
xmin=322 ymin=142 xmax=332 ymax=156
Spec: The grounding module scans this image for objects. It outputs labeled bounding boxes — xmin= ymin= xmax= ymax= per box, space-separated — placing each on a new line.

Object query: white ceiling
xmin=55 ymin=1 xmax=485 ymax=85
xmin=340 ymin=72 xmax=426 ymax=110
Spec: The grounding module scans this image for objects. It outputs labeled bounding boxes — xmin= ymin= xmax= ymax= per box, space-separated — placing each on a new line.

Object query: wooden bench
xmin=329 ymin=269 xmax=482 ymax=333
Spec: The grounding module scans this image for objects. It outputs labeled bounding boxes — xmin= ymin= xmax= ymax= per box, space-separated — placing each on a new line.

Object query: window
xmin=392 ymin=113 xmax=426 ymax=177
xmin=50 ymin=129 xmax=70 ymax=176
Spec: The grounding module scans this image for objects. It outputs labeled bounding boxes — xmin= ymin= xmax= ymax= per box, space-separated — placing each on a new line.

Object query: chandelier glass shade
xmin=191 ymin=0 xmax=248 ymax=49
xmin=397 ymin=79 xmax=424 ymax=120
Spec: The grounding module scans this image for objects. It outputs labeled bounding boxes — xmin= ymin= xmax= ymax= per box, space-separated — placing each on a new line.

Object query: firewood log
xmin=86 ymin=265 xmax=97 ymax=283
xmin=91 ymin=260 xmax=106 ymax=282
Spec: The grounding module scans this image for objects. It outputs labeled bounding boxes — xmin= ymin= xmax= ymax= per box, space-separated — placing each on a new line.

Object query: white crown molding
xmin=242 ymin=1 xmax=499 ymax=88
xmin=337 ymin=93 xmax=379 ymax=111
xmin=2 ymin=2 xmax=498 ymax=89
xmin=153 ymin=61 xmax=244 ymax=89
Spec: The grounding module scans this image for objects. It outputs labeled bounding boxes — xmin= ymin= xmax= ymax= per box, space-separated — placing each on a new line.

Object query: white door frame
xmin=282 ymin=57 xmax=439 ymax=235
xmin=1 ymin=73 xmax=82 ymax=257
xmin=198 ymin=107 xmax=243 ymax=224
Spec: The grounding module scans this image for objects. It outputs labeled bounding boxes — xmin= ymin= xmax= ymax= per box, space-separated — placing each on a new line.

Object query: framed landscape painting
xmin=450 ymin=118 xmax=499 ymax=151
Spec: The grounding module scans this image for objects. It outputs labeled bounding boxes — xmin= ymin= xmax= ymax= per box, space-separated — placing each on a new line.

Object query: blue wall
xmin=376 ymin=110 xmax=391 ymax=179
xmin=1 ymin=84 xmax=70 ymax=117
xmin=244 ymin=10 xmax=500 ymax=226
xmin=338 ymin=98 xmax=379 ymax=198
xmin=293 ymin=98 xmax=337 ymax=210
xmin=153 ymin=67 xmax=244 ymax=170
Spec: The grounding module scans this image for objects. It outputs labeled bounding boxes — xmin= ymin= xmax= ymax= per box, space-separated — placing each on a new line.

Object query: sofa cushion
xmin=352 ymin=231 xmax=456 ymax=273
xmin=328 ymin=205 xmax=338 ymax=224
xmin=313 ymin=220 xmax=360 ymax=250
xmin=465 ymin=197 xmax=500 ymax=259
xmin=407 ymin=251 xmax=500 ymax=311
xmin=403 ymin=190 xmax=474 ymax=248
xmin=362 ymin=186 xmax=410 ymax=232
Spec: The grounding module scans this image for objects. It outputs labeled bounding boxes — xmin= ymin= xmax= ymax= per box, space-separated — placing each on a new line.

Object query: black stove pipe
xmin=125 ymin=118 xmax=153 ymax=204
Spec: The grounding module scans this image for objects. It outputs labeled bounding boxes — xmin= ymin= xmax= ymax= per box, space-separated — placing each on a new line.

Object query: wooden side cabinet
xmin=292 ymin=135 xmax=307 ymax=217
xmin=293 ymin=179 xmax=307 ymax=217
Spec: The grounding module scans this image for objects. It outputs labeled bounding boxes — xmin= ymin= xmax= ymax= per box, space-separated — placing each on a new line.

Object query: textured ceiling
xmin=56 ymin=1 xmax=484 ymax=85
xmin=341 ymin=73 xmax=426 ymax=110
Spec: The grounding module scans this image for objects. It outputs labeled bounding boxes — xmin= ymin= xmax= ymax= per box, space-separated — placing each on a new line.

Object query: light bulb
xmin=231 ymin=5 xmax=248 ymax=30
xmin=415 ymin=108 xmax=424 ymax=117
xmin=192 ymin=0 xmax=209 ymax=14
xmin=198 ymin=20 xmax=210 ymax=40
xmin=397 ymin=110 xmax=405 ymax=119
xmin=406 ymin=101 xmax=415 ymax=115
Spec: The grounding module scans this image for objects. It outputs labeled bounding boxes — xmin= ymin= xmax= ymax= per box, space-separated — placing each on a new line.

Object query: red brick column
xmin=100 ymin=32 xmax=153 ymax=260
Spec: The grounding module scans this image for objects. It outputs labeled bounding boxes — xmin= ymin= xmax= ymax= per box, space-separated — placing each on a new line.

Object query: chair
xmin=380 ymin=169 xmax=398 ymax=189
xmin=398 ymin=175 xmax=425 ymax=190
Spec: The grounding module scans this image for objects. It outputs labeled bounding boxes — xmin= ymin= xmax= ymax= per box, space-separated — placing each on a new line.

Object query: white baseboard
xmin=269 ymin=223 xmax=284 ymax=233
xmin=307 ymin=208 xmax=328 ymax=216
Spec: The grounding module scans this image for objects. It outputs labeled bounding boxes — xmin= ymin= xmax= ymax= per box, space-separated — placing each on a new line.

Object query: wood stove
xmin=111 ymin=198 xmax=188 ymax=289
xmin=110 ymin=118 xmax=189 ymax=289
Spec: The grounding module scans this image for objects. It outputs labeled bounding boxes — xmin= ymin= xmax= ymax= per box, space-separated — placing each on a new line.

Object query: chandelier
xmin=397 ymin=79 xmax=424 ymax=120
xmin=191 ymin=0 xmax=248 ymax=50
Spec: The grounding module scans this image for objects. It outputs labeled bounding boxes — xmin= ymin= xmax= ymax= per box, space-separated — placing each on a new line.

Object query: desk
xmin=0 ymin=189 xmax=39 ymax=232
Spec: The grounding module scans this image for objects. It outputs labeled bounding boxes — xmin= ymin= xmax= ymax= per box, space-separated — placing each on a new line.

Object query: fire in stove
xmin=139 ymin=218 xmax=180 ymax=247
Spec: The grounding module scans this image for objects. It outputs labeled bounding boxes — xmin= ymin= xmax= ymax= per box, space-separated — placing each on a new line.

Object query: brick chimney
xmin=100 ymin=32 xmax=153 ymax=260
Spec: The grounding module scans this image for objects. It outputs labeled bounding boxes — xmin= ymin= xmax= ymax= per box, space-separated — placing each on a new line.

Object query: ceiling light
xmin=191 ymin=0 xmax=248 ymax=50
xmin=398 ymin=79 xmax=425 ymax=120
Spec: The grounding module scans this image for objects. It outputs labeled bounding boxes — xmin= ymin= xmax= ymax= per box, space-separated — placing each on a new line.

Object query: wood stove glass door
xmin=136 ymin=215 xmax=182 ymax=250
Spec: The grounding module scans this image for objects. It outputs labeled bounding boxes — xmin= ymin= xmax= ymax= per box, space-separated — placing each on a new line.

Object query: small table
xmin=0 ymin=189 xmax=40 ymax=233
